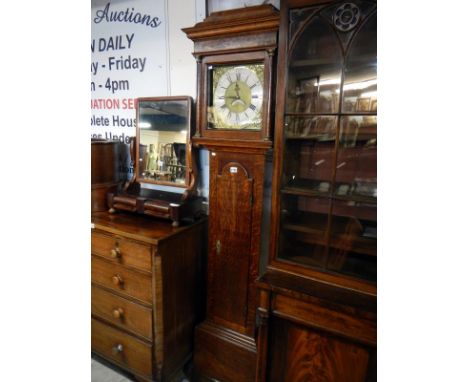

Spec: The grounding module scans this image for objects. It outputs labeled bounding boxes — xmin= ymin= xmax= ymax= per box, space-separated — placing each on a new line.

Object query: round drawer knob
xmin=111 ymin=274 xmax=124 ymax=286
xmin=112 ymin=343 xmax=123 ymax=355
xmin=112 ymin=307 xmax=124 ymax=319
xmin=110 ymin=248 xmax=121 ymax=258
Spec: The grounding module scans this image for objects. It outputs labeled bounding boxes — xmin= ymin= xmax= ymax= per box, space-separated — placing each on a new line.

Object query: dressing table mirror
xmin=107 ymin=96 xmax=201 ymax=226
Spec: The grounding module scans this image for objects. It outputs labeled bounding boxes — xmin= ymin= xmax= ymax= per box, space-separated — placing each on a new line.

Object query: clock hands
xmin=234 ymin=82 xmax=241 ymax=99
xmin=230 ymin=82 xmax=246 ymax=107
xmin=220 ymin=83 xmax=241 ymax=100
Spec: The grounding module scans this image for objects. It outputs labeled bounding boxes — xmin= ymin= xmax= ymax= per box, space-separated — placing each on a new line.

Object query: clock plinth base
xmin=193 ymin=321 xmax=257 ymax=382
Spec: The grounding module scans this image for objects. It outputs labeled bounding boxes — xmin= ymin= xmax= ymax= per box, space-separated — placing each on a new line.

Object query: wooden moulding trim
xmin=91 ymin=312 xmax=152 ymax=344
xmin=182 ymin=5 xmax=279 ymax=41
xmin=272 ymin=309 xmax=376 ymax=347
xmin=273 ymin=294 xmax=377 ymax=346
xmin=91 ymin=216 xmax=205 ymax=246
xmin=261 ymin=267 xmax=376 ymax=312
xmin=91 ymin=282 xmax=153 ymax=308
xmin=92 ymin=224 xmax=161 ymax=246
xmin=191 ymin=44 xmax=278 ymax=59
xmin=183 ymin=21 xmax=280 ymax=41
xmin=192 ymin=137 xmax=272 ymax=150
xmin=153 ymin=255 xmax=164 ymax=378
xmin=197 ymin=320 xmax=257 ymax=353
xmin=91 ymin=253 xmax=153 ymax=277
xmin=268 ymin=261 xmax=377 ymax=297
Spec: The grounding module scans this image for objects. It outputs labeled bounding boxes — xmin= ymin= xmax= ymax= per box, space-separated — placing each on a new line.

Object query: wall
xmin=167 ymin=0 xmax=205 ymax=96
xmin=167 ymin=0 xmax=210 ymax=200
xmin=91 ymin=0 xmax=209 ymax=199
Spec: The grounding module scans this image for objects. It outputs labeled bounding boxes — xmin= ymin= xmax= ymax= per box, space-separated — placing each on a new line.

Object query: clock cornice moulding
xmin=182 ymin=5 xmax=279 ymax=42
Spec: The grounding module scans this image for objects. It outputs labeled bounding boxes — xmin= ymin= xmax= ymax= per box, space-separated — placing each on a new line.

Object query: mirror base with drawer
xmin=107 ymin=185 xmax=202 ymax=228
xmin=107 ymin=96 xmax=202 ymax=227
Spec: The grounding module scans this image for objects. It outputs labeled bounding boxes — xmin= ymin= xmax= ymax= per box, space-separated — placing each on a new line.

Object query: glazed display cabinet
xmin=274 ymin=0 xmax=376 ymax=283
xmin=257 ymin=1 xmax=377 ymax=381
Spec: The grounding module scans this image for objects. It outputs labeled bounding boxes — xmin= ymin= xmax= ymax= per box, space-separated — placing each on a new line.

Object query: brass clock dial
xmin=209 ymin=64 xmax=264 ymax=130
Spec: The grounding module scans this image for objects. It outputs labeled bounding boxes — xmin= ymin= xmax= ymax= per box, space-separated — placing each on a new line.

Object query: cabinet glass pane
xmin=285 ymin=115 xmax=336 ymax=140
xmin=328 ymin=197 xmax=376 ymax=281
xmin=329 ymin=114 xmax=376 ymax=278
xmin=342 ymin=13 xmax=377 ymax=113
xmin=287 ymin=16 xmax=342 ymax=114
xmin=278 ymin=194 xmax=329 ymax=267
xmin=282 ymin=117 xmax=337 ymax=194
xmin=277 ymin=3 xmax=377 ymax=282
xmin=336 ymin=116 xmax=377 ymax=197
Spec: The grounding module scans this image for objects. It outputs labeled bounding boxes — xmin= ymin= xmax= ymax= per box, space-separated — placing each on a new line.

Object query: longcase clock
xmin=183 ymin=5 xmax=279 ymax=382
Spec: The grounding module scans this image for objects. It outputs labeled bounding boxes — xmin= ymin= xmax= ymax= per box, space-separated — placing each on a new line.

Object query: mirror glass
xmin=136 ymin=97 xmax=191 ymax=186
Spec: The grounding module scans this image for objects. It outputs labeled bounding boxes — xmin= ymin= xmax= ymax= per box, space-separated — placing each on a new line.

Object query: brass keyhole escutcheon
xmin=216 ymin=240 xmax=221 ymax=256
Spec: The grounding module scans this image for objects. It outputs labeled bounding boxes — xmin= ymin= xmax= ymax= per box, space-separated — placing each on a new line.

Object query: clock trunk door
xmin=209 ymin=160 xmax=253 ymax=332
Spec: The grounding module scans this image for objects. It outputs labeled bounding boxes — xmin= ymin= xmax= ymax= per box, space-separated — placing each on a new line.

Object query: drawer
xmin=92 ymin=256 xmax=152 ymax=304
xmin=91 ymin=231 xmax=152 ymax=272
xmin=92 ymin=285 xmax=153 ymax=340
xmin=92 ymin=318 xmax=152 ymax=378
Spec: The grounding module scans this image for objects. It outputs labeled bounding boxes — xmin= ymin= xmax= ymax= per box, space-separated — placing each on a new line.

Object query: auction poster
xmin=91 ymin=0 xmax=168 ymax=144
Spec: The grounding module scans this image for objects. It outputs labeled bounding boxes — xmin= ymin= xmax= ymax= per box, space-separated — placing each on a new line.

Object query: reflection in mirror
xmin=137 ymin=98 xmax=190 ymax=186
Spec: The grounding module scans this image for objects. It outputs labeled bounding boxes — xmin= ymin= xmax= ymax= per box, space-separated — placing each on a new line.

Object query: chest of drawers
xmin=91 ymin=212 xmax=205 ymax=381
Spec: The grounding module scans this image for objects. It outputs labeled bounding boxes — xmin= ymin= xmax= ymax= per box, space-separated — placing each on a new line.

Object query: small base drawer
xmin=92 ymin=318 xmax=153 ymax=378
xmin=92 ymin=285 xmax=153 ymax=340
xmin=92 ymin=231 xmax=152 ymax=272
xmin=92 ymin=256 xmax=152 ymax=304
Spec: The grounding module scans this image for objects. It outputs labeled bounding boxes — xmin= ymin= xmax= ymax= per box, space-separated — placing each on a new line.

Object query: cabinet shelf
xmin=290 ymin=58 xmax=338 ymax=68
xmin=281 ymin=186 xmax=377 ymax=205
xmin=284 ymin=133 xmax=376 ymax=144
xmin=282 ymin=186 xmax=329 ymax=198
xmin=285 ymin=112 xmax=377 ymax=117
xmin=285 ymin=134 xmax=335 ymax=142
xmin=290 ymin=54 xmax=376 ymax=69
xmin=282 ymin=214 xmax=376 ymax=257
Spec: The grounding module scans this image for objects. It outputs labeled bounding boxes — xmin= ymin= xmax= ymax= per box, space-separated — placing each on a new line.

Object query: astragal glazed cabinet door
xmin=257 ymin=1 xmax=377 ymax=382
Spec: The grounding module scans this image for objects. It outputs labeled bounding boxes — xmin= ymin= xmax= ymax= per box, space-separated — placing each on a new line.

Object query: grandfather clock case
xmin=183 ymin=5 xmax=279 ymax=382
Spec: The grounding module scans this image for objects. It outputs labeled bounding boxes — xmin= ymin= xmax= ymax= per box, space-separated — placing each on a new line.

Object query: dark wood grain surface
xmin=183 ymin=5 xmax=280 ymax=381
xmin=91 ymin=213 xmax=206 ymax=381
xmin=210 ymin=162 xmax=253 ymax=329
xmin=255 ymin=0 xmax=377 ymax=380
xmin=92 ymin=318 xmax=153 ymax=378
xmin=92 ymin=285 xmax=153 ymax=340
xmin=92 ymin=211 xmax=190 ymax=245
xmin=92 ymin=231 xmax=152 ymax=272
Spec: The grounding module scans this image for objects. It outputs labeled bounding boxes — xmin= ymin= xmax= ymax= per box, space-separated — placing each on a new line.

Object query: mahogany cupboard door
xmin=267 ymin=317 xmax=376 ymax=382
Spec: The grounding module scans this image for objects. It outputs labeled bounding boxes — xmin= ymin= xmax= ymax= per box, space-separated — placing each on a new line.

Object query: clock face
xmin=208 ymin=64 xmax=264 ymax=130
